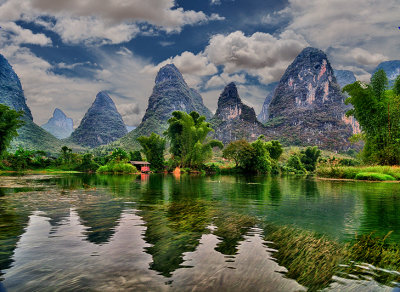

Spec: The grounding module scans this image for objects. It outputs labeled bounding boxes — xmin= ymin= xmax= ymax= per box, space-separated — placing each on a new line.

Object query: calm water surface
xmin=0 ymin=174 xmax=399 ymax=291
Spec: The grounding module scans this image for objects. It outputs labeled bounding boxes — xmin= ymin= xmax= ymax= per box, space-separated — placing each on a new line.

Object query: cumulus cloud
xmin=346 ymin=48 xmax=388 ymax=67
xmin=30 ymin=0 xmax=223 ymax=28
xmin=0 ymin=22 xmax=52 ymax=46
xmin=204 ymin=30 xmax=308 ymax=83
xmin=268 ymin=0 xmax=399 ymax=76
xmin=0 ymin=0 xmax=224 ymax=44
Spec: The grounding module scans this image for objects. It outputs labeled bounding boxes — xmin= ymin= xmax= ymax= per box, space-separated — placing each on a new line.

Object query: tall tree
xmin=0 ymin=105 xmax=24 ymax=158
xmin=137 ymin=133 xmax=166 ymax=171
xmin=344 ymin=70 xmax=400 ymax=164
xmin=165 ymin=111 xmax=223 ymax=168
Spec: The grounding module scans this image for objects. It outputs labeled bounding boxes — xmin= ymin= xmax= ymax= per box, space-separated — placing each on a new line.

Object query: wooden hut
xmin=130 ymin=161 xmax=151 ymax=173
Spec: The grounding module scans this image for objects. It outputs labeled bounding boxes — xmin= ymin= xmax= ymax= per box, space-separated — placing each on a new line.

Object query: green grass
xmin=355 ymin=172 xmax=396 ymax=181
xmin=262 ymin=224 xmax=400 ymax=291
xmin=316 ymin=165 xmax=400 ymax=181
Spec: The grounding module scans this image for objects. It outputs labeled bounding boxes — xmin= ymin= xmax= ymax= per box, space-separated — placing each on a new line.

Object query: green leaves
xmin=165 ymin=111 xmax=221 ymax=168
xmin=0 ymin=104 xmax=24 ymax=158
xmin=137 ymin=133 xmax=166 ymax=171
xmin=344 ymin=70 xmax=400 ymax=165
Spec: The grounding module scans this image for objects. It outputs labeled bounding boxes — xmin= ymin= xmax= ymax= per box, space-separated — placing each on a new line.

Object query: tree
xmin=251 ymin=137 xmax=272 ymax=173
xmin=165 ymin=111 xmax=223 ymax=168
xmin=137 ymin=133 xmax=166 ymax=171
xmin=130 ymin=150 xmax=142 ymax=161
xmin=265 ymin=140 xmax=283 ymax=160
xmin=60 ymin=146 xmax=72 ymax=164
xmin=394 ymin=75 xmax=400 ymax=96
xmin=287 ymin=154 xmax=307 ymax=174
xmin=344 ymin=70 xmax=400 ymax=165
xmin=0 ymin=105 xmax=24 ymax=158
xmin=223 ymin=137 xmax=273 ymax=173
xmin=76 ymin=153 xmax=99 ymax=172
xmin=109 ymin=148 xmax=128 ymax=162
xmin=300 ymin=146 xmax=321 ymax=172
xmin=223 ymin=139 xmax=249 ymax=167
xmin=370 ymin=69 xmax=388 ymax=101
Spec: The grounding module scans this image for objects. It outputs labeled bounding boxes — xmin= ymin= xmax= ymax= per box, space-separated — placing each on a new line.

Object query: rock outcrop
xmin=117 ymin=64 xmax=212 ymax=150
xmin=212 ymin=82 xmax=265 ymax=144
xmin=71 ymin=91 xmax=127 ymax=148
xmin=266 ymin=47 xmax=356 ymax=150
xmin=42 ymin=108 xmax=74 ymax=139
xmin=257 ymin=82 xmax=279 ymax=124
xmin=0 ymin=54 xmax=33 ymax=120
xmin=0 ymin=53 xmax=68 ymax=153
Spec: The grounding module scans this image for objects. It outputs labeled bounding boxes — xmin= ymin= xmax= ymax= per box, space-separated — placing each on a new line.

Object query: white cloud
xmin=210 ymin=0 xmax=221 ymax=5
xmin=143 ymin=51 xmax=218 ymax=88
xmin=269 ymin=0 xmax=398 ymax=76
xmin=346 ymin=48 xmax=388 ymax=67
xmin=205 ymin=73 xmax=246 ymax=89
xmin=0 ymin=22 xmax=52 ymax=46
xmin=0 ymin=0 xmax=224 ymax=44
xmin=51 ymin=17 xmax=141 ymax=45
xmin=204 ymin=30 xmax=308 ymax=83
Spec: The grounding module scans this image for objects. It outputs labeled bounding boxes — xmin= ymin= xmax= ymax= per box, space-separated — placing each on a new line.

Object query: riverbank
xmin=316 ymin=165 xmax=400 ymax=182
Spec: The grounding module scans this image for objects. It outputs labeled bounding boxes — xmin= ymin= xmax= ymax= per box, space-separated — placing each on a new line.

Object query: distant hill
xmin=334 ymin=70 xmax=357 ymax=89
xmin=0 ymin=53 xmax=78 ymax=154
xmin=115 ymin=64 xmax=212 ymax=150
xmin=70 ymin=92 xmax=127 ymax=148
xmin=211 ymin=82 xmax=265 ymax=144
xmin=266 ymin=47 xmax=356 ymax=150
xmin=42 ymin=108 xmax=74 ymax=139
xmin=257 ymin=82 xmax=279 ymax=124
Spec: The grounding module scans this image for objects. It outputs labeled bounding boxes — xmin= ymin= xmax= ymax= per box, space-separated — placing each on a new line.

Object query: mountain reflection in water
xmin=0 ymin=173 xmax=399 ymax=291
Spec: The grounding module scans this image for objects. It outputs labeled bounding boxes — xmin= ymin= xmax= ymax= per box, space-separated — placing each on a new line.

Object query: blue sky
xmin=0 ymin=0 xmax=398 ymax=127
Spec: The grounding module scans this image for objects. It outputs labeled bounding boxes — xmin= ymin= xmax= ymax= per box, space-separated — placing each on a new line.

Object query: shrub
xmin=203 ymin=162 xmax=221 ymax=174
xmin=75 ymin=154 xmax=99 ymax=172
xmin=355 ymin=172 xmax=396 ymax=181
xmin=97 ymin=162 xmax=137 ymax=174
xmin=286 ymin=154 xmax=307 ymax=174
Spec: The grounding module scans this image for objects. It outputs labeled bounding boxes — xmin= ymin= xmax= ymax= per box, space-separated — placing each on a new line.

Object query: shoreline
xmin=316 ymin=176 xmax=400 ymax=183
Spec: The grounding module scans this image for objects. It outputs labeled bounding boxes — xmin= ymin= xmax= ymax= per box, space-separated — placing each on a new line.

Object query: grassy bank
xmin=316 ymin=165 xmax=400 ymax=181
xmin=0 ymin=169 xmax=81 ymax=174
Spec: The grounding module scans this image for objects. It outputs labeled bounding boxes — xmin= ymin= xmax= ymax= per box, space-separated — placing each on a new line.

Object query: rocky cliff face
xmin=212 ymin=82 xmax=265 ymax=144
xmin=117 ymin=64 xmax=212 ymax=150
xmin=266 ymin=47 xmax=356 ymax=150
xmin=0 ymin=54 xmax=32 ymax=120
xmin=42 ymin=108 xmax=74 ymax=139
xmin=374 ymin=60 xmax=400 ymax=87
xmin=334 ymin=70 xmax=356 ymax=89
xmin=0 ymin=54 xmax=71 ymax=153
xmin=71 ymin=92 xmax=127 ymax=148
xmin=257 ymin=82 xmax=279 ymax=124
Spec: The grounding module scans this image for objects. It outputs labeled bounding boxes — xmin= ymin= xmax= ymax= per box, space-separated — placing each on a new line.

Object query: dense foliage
xmin=165 ymin=111 xmax=223 ymax=168
xmin=223 ymin=137 xmax=282 ymax=173
xmin=97 ymin=148 xmax=137 ymax=174
xmin=344 ymin=70 xmax=400 ymax=165
xmin=137 ymin=133 xmax=166 ymax=171
xmin=0 ymin=105 xmax=24 ymax=158
xmin=130 ymin=150 xmax=143 ymax=161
